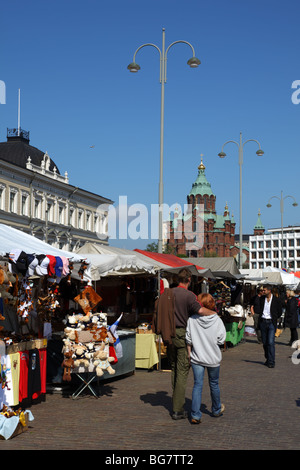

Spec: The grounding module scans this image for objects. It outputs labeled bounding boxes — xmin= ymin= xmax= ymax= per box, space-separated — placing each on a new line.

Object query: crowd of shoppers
xmin=155 ymin=268 xmax=299 ymax=424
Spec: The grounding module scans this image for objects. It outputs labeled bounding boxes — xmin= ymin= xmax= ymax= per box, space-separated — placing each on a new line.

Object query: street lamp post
xmin=218 ymin=132 xmax=264 ymax=269
xmin=128 ymin=28 xmax=201 ymax=253
xmin=266 ymin=190 xmax=298 ymax=270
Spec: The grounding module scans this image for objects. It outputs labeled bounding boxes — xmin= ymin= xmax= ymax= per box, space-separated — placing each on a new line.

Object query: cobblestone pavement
xmin=1 ymin=329 xmax=300 ymax=451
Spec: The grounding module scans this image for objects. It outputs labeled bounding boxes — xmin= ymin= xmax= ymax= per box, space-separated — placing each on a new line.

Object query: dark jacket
xmin=153 ymin=288 xmax=176 ymax=345
xmin=259 ymin=295 xmax=283 ymax=327
xmin=284 ymin=297 xmax=298 ymax=329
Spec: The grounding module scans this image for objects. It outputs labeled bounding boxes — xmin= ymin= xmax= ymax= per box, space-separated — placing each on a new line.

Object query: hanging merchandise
xmin=0 ymin=246 xmax=90 ymax=416
xmin=62 ymin=285 xmax=118 ymax=382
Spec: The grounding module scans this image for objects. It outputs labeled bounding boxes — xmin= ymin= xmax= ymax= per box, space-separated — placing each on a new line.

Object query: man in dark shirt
xmin=165 ymin=268 xmax=215 ymax=420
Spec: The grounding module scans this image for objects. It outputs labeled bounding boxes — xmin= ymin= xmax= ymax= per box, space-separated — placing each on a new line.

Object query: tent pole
xmin=157 ymin=269 xmax=162 ymax=371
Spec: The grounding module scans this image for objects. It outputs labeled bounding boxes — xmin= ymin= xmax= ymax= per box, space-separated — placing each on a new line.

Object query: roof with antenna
xmin=0 ymin=127 xmax=60 ymax=174
xmin=0 ymin=89 xmax=59 ymax=174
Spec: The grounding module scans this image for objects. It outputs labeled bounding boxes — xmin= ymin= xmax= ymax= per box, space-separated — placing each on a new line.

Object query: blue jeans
xmin=260 ymin=319 xmax=276 ymax=365
xmin=191 ymin=363 xmax=221 ymax=420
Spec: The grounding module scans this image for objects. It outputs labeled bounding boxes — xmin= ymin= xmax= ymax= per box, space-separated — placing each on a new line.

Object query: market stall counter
xmin=222 ymin=305 xmax=246 ymax=347
xmin=135 ymin=332 xmax=159 ymax=370
xmin=225 ymin=319 xmax=245 ymax=346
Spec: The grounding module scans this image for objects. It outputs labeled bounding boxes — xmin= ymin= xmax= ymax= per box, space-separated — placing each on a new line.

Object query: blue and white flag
xmin=108 ymin=314 xmax=123 ymax=358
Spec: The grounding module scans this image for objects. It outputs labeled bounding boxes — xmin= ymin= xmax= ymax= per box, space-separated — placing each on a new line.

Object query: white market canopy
xmin=75 ymin=243 xmax=215 ymax=279
xmin=75 ymin=242 xmax=157 ymax=280
xmin=240 ymin=267 xmax=300 ymax=289
xmin=0 ymin=223 xmax=83 ymax=262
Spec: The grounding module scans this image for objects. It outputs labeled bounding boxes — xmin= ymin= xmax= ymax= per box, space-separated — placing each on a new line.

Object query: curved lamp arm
xmin=218 ymin=140 xmax=239 ymax=158
xmin=128 ymin=43 xmax=162 ymax=80
xmin=164 ymin=40 xmax=200 ymax=82
xmin=166 ymin=39 xmax=196 ymax=57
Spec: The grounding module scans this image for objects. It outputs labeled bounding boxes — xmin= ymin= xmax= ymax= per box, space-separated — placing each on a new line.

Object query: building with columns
xmin=0 ymin=127 xmax=113 ymax=251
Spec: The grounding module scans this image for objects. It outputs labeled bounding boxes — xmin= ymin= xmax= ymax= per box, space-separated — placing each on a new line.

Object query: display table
xmin=135 ymin=333 xmax=159 ymax=369
xmin=225 ymin=320 xmax=245 ymax=346
xmin=47 ymin=329 xmax=136 ymax=396
xmin=71 ymin=329 xmax=136 ymax=398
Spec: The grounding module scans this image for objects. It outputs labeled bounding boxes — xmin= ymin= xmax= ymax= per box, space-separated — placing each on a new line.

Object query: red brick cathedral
xmin=166 ymin=158 xmax=237 ymax=258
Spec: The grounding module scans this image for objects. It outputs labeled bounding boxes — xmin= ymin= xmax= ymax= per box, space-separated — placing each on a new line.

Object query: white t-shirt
xmin=262 ymin=295 xmax=273 ymax=319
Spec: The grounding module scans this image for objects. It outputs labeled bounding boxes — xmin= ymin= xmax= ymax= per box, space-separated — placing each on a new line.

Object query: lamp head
xmin=218 ymin=151 xmax=226 ymax=158
xmin=293 ymin=202 xmax=298 ymax=207
xmin=127 ymin=62 xmax=141 ymax=73
xmin=256 ymin=149 xmax=264 ymax=156
xmin=187 ymin=57 xmax=201 ymax=68
xmin=266 ymin=203 xmax=272 ymax=208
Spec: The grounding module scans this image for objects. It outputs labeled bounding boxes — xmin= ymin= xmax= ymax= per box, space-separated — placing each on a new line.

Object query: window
xmin=78 ymin=210 xmax=83 ymax=229
xmin=0 ymin=187 xmax=4 ymax=210
xmin=10 ymin=191 xmax=16 ymax=213
xmin=86 ymin=212 xmax=91 ymax=230
xmin=252 ymin=241 xmax=257 ymax=249
xmin=34 ymin=199 xmax=40 ymax=219
xmin=69 ymin=208 xmax=74 ymax=226
xmin=21 ymin=194 xmax=28 ymax=216
xmin=266 ymin=241 xmax=271 ymax=248
xmin=94 ymin=214 xmax=98 ymax=233
xmin=46 ymin=202 xmax=53 ymax=222
xmin=59 ymin=206 xmax=64 ymax=224
xmin=273 ymin=240 xmax=278 ymax=248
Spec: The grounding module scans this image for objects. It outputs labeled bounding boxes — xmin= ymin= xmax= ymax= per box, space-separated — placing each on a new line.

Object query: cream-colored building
xmin=0 ymin=128 xmax=113 ymax=251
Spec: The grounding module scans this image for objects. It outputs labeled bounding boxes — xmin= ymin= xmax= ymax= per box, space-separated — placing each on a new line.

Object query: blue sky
xmin=1 ymin=0 xmax=300 ymax=250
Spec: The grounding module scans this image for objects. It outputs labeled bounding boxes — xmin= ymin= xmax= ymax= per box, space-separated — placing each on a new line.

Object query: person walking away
xmin=284 ymin=290 xmax=298 ymax=345
xmin=250 ymin=286 xmax=263 ymax=343
xmin=155 ymin=269 xmax=215 ymax=420
xmin=186 ymin=293 xmax=226 ymax=424
xmin=259 ymin=285 xmax=283 ymax=368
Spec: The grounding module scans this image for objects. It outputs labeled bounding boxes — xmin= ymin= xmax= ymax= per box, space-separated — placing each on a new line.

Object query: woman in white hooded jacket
xmin=186 ymin=293 xmax=226 ymax=424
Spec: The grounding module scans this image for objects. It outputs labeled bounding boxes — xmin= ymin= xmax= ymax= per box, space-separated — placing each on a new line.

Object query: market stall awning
xmin=133 ymin=249 xmax=215 ymax=278
xmin=240 ymin=267 xmax=300 ymax=288
xmin=184 ymin=256 xmax=240 ymax=276
xmin=0 ymin=223 xmax=83 ymax=262
xmin=75 ymin=243 xmax=157 ymax=279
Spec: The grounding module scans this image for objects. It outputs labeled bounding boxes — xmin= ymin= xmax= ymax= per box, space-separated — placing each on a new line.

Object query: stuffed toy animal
xmin=73 ymin=344 xmax=89 ymax=369
xmin=93 ymin=343 xmax=115 ymax=377
xmin=92 ymin=326 xmax=108 ymax=343
xmin=62 ymin=350 xmax=74 ymax=382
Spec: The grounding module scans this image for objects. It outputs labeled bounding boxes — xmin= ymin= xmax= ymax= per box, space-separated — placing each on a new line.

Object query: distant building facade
xmin=249 ymin=213 xmax=300 ymax=270
xmin=0 ymin=127 xmax=113 ymax=251
xmin=166 ymin=158 xmax=249 ymax=261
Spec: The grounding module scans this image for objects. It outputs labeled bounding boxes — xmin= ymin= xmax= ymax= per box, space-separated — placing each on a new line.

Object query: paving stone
xmin=1 ymin=329 xmax=299 ymax=450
